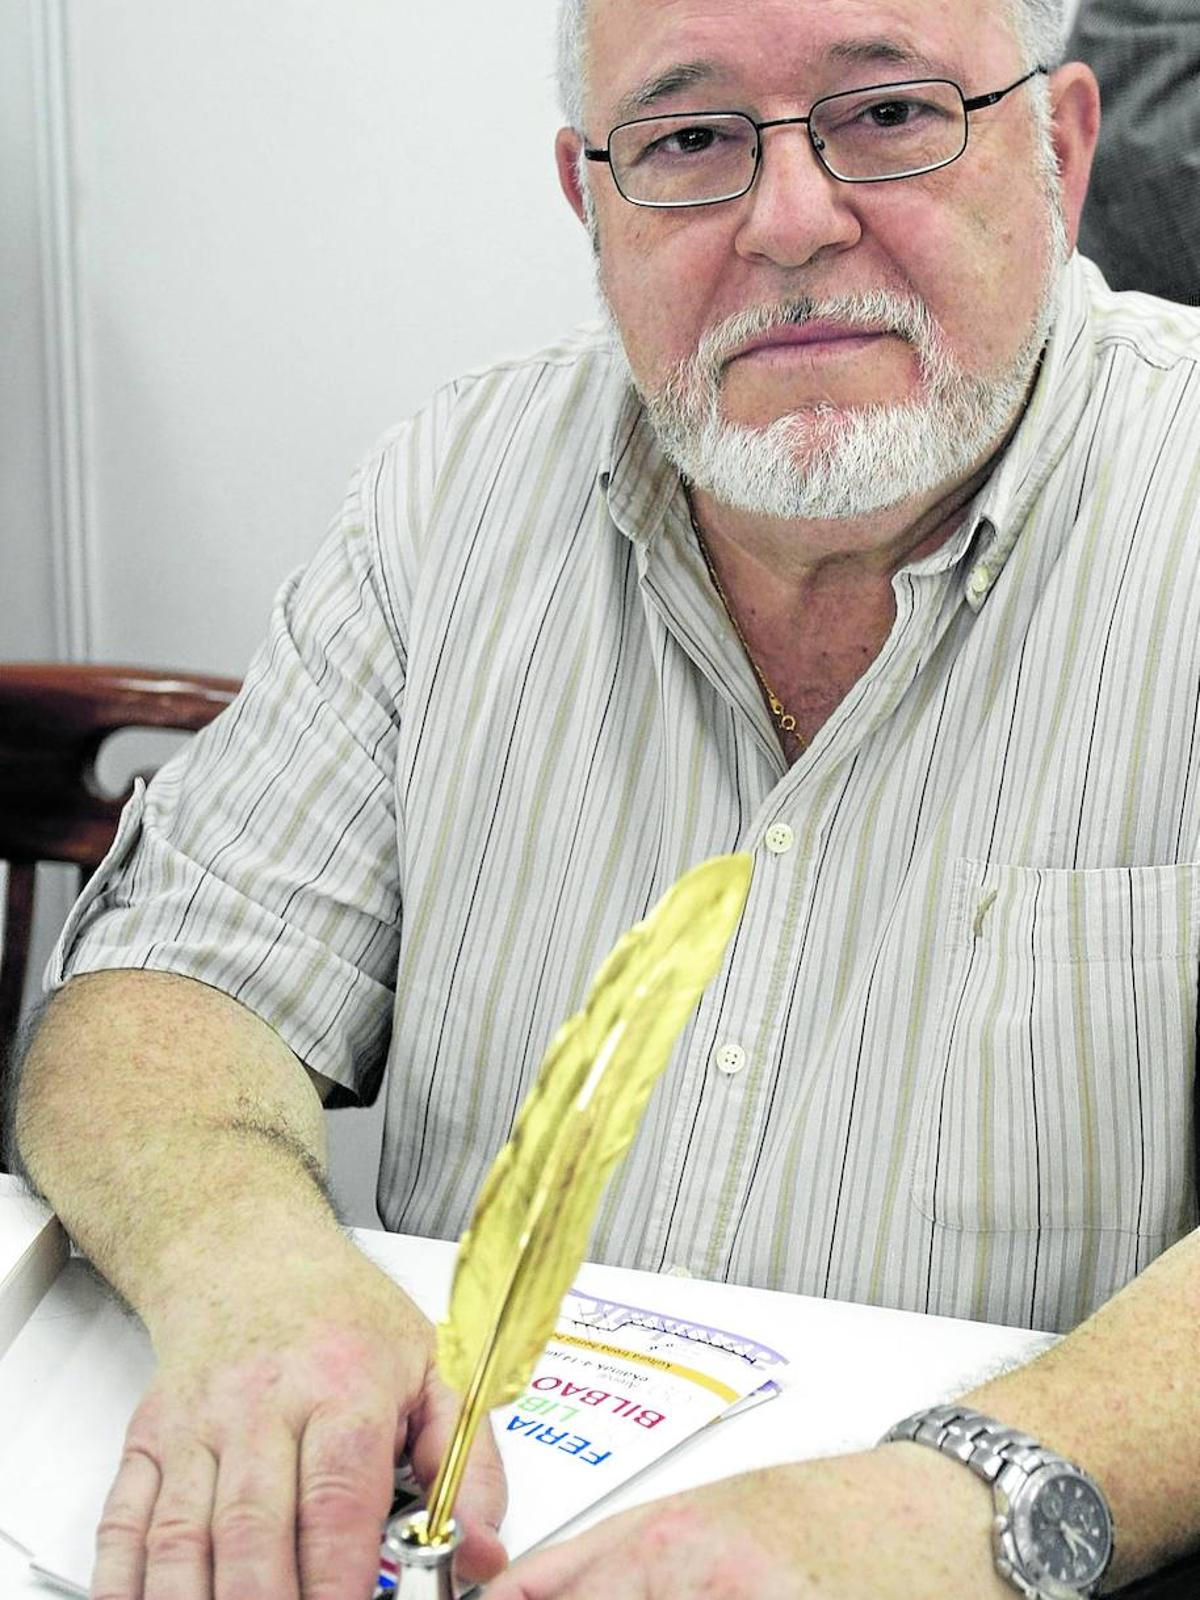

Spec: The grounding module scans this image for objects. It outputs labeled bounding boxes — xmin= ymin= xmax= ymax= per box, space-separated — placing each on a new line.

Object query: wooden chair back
xmin=0 ymin=663 xmax=239 ymax=1081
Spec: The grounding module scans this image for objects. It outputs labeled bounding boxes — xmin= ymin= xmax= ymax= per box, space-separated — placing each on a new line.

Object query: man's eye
xmin=661 ymin=126 xmax=718 ymax=156
xmin=866 ymin=99 xmax=918 ymax=127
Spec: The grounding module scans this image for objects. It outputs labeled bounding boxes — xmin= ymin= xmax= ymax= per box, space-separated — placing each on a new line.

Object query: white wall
xmin=0 ymin=0 xmax=75 ymax=1056
xmin=3 ymin=1 xmax=595 ymax=1222
xmin=68 ymin=1 xmax=595 ymax=672
xmin=1 ymin=0 xmax=54 ymax=660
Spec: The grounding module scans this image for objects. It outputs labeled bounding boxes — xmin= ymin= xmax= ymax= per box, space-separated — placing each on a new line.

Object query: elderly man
xmin=8 ymin=0 xmax=1200 ymax=1596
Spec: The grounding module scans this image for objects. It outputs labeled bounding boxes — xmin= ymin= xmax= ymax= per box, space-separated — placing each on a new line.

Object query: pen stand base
xmin=378 ymin=1509 xmax=461 ymax=1600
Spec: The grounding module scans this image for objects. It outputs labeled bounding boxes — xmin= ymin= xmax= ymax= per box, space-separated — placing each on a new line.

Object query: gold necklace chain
xmin=686 ymin=496 xmax=805 ymax=747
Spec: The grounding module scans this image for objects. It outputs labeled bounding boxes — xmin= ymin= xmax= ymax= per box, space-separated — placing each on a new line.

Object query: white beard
xmin=630 ymin=269 xmax=1063 ymax=522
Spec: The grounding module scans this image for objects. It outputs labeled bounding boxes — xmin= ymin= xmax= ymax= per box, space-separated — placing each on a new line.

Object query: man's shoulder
xmin=375 ymin=321 xmax=621 ymax=450
xmin=450 ymin=320 xmax=620 ymax=388
xmin=347 ymin=321 xmax=631 ymax=573
xmin=1079 ymin=256 xmax=1200 ymax=374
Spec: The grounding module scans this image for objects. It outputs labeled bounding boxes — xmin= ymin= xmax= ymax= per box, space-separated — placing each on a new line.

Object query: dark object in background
xmin=1068 ymin=0 xmax=1200 ymax=305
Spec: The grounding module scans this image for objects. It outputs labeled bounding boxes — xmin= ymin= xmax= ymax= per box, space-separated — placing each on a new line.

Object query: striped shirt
xmin=53 ymin=253 xmax=1200 ymax=1333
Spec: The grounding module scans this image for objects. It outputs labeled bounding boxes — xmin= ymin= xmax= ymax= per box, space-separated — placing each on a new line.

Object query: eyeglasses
xmin=584 ymin=66 xmax=1048 ymax=208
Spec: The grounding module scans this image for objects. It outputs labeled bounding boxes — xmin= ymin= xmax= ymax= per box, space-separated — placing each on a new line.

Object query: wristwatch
xmin=881 ymin=1404 xmax=1114 ymax=1600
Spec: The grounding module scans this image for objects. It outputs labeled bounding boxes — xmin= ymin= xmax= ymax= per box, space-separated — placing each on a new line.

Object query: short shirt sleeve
xmin=48 ymin=446 xmax=415 ymax=1104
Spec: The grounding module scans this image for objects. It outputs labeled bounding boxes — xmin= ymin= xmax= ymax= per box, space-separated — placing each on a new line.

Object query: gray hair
xmin=555 ymin=0 xmax=1066 ymax=128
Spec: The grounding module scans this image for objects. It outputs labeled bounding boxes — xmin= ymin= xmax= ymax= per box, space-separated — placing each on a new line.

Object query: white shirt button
xmin=764 ymin=823 xmax=794 ymax=856
xmin=665 ymin=1264 xmax=694 ymax=1279
xmin=714 ymin=1042 xmax=747 ymax=1076
xmin=967 ymin=565 xmax=991 ymax=601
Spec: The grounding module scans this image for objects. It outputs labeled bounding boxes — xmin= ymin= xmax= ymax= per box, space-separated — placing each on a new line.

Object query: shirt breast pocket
xmin=911 ymin=858 xmax=1200 ymax=1244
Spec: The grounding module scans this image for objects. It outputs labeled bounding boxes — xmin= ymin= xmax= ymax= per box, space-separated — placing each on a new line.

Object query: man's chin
xmin=717 ymin=402 xmax=882 ymax=449
xmin=655 ymin=399 xmax=970 ymax=523
xmin=719 ymin=356 xmax=923 ymax=429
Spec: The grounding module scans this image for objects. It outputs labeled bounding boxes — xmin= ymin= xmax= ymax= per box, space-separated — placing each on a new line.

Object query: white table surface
xmin=0 ymin=1191 xmax=1055 ymax=1597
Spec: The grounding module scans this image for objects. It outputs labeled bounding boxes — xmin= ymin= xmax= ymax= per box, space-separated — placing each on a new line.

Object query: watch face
xmin=1012 ymin=1467 xmax=1112 ymax=1592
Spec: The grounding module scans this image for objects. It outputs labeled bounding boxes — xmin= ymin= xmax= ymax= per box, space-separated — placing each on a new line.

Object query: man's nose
xmin=733 ymin=124 xmax=863 ymax=268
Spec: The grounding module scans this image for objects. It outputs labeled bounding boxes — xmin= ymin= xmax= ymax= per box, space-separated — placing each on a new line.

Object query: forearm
xmin=13 ymin=968 xmax=347 ymax=1340
xmin=962 ymin=1227 xmax=1200 ymax=1588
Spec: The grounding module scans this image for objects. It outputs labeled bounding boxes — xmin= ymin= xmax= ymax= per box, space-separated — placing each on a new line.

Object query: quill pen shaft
xmin=424 ymin=1208 xmax=545 ymax=1544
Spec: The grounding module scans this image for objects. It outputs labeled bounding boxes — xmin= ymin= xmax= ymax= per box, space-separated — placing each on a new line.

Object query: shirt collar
xmin=599 ymin=251 xmax=1099 ymax=607
xmin=955 ymin=251 xmax=1097 ymax=611
xmin=600 ymin=374 xmax=681 ymax=555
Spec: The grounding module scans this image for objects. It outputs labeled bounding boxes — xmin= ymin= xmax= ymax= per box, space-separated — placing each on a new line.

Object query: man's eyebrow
xmin=825 ymin=37 xmax=948 ymax=78
xmin=609 ymin=39 xmax=951 ymax=126
xmin=613 ymin=62 xmax=718 ymax=121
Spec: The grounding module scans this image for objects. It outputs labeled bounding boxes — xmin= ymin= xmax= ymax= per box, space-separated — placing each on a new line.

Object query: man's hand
xmin=486 ymin=1445 xmax=1013 ymax=1600
xmin=8 ymin=973 xmax=506 ymax=1599
xmin=90 ymin=1236 xmax=507 ymax=1600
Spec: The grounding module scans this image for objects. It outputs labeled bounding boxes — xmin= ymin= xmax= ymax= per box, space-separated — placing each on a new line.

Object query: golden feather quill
xmin=419 ymin=852 xmax=752 ymax=1546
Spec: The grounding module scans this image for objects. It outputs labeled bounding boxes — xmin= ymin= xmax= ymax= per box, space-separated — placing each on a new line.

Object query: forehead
xmin=587 ymin=0 xmax=1019 ymax=118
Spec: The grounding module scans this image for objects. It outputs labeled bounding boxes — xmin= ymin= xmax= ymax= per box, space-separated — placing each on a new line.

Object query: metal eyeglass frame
xmin=583 ymin=64 xmax=1049 ymax=207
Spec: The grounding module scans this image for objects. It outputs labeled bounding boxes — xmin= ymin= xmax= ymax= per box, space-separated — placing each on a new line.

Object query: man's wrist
xmin=880 ymin=1406 xmax=1114 ymax=1599
xmin=126 ymin=1168 xmax=346 ymax=1342
xmin=829 ymin=1444 xmax=1016 ymax=1598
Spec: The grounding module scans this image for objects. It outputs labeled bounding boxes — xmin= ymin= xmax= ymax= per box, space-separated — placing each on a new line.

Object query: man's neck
xmin=688 ymin=452 xmax=999 ymax=599
xmin=686 ymin=452 xmax=1004 ymax=761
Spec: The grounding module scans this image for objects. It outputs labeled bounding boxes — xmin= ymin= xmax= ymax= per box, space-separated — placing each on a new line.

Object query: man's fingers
xmin=409 ymin=1381 xmax=509 ymax=1584
xmin=92 ymin=1447 xmax=160 ymax=1600
xmin=447 ymin=1415 xmax=509 ymax=1585
xmin=210 ymin=1420 xmax=298 ymax=1598
xmin=296 ymin=1409 xmax=395 ymax=1600
xmin=141 ymin=1439 xmax=218 ymax=1600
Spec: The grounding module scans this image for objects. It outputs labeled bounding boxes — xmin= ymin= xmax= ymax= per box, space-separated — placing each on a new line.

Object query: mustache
xmin=691 ymin=289 xmax=943 ymax=375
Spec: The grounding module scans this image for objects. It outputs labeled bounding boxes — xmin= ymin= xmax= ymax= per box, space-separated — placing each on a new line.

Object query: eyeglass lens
xmin=608 ymin=80 xmax=969 ymax=204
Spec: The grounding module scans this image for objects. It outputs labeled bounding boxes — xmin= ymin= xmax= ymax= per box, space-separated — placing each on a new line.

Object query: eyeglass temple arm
xmin=583 ymin=148 xmax=612 ymax=163
xmin=962 ymin=63 xmax=1048 ymax=114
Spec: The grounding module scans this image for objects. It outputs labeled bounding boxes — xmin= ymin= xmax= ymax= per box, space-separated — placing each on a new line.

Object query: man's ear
xmin=1049 ymin=62 xmax=1101 ymax=251
xmin=556 ymin=127 xmax=590 ymax=225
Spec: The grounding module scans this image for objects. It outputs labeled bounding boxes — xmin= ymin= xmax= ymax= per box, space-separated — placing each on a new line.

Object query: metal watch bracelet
xmin=883 ymin=1403 xmax=1052 ymax=1483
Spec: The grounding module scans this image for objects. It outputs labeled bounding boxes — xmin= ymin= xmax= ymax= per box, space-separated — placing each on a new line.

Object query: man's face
xmin=564 ymin=0 xmax=1086 ymax=519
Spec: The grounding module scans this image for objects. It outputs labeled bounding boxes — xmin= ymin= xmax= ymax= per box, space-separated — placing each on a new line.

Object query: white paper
xmin=492 ymin=1287 xmax=786 ymax=1554
xmin=0 ymin=1284 xmax=154 ymax=1595
xmin=0 ymin=1179 xmax=68 ymax=1361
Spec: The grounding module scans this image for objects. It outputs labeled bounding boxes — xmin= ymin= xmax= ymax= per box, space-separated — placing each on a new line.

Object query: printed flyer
xmin=377 ymin=1289 xmax=787 ymax=1592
